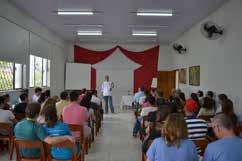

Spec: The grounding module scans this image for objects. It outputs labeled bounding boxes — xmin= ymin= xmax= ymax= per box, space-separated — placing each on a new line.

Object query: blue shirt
xmin=43 ymin=121 xmax=73 ymax=160
xmin=146 ymin=137 xmax=198 ymax=161
xmin=203 ymin=137 xmax=242 ymax=161
xmin=14 ymin=119 xmax=48 ymax=158
xmin=133 ymin=91 xmax=145 ymax=103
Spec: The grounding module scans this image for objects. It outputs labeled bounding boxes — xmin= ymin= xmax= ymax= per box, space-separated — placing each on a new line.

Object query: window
xmin=29 ymin=55 xmax=51 ymax=87
xmin=0 ymin=60 xmax=25 ymax=91
xmin=47 ymin=60 xmax=51 ymax=87
xmin=29 ymin=55 xmax=35 ymax=87
xmin=34 ymin=56 xmax=42 ymax=87
xmin=14 ymin=63 xmax=22 ymax=89
xmin=43 ymin=59 xmax=47 ymax=86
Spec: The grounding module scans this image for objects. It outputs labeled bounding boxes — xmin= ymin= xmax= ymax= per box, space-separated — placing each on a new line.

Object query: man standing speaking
xmin=101 ymin=75 xmax=114 ymax=114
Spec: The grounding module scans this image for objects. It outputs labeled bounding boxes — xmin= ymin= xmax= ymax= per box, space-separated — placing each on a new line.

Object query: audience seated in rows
xmin=14 ymin=103 xmax=74 ymax=158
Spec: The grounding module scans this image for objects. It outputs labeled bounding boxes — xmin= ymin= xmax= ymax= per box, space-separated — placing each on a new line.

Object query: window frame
xmin=29 ymin=54 xmax=51 ymax=88
xmin=0 ymin=60 xmax=26 ymax=91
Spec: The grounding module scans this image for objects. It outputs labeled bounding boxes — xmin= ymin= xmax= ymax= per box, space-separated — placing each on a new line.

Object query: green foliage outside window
xmin=0 ymin=61 xmax=13 ymax=90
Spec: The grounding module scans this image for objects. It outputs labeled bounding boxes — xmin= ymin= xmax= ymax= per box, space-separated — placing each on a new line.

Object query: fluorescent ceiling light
xmin=77 ymin=30 xmax=102 ymax=36
xmin=57 ymin=11 xmax=94 ymax=15
xmin=64 ymin=24 xmax=103 ymax=27
xmin=136 ymin=9 xmax=173 ymax=17
xmin=128 ymin=25 xmax=168 ymax=28
xmin=127 ymin=39 xmax=157 ymax=42
xmin=132 ymin=31 xmax=157 ymax=36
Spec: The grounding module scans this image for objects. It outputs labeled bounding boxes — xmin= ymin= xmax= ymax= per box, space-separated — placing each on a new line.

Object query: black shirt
xmin=13 ymin=103 xmax=27 ymax=114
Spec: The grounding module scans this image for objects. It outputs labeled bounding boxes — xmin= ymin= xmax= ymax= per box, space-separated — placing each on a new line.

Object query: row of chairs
xmin=0 ymin=117 xmax=102 ymax=161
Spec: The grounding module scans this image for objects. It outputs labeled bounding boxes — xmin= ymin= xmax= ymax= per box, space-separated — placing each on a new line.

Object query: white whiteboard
xmin=65 ymin=63 xmax=91 ymax=90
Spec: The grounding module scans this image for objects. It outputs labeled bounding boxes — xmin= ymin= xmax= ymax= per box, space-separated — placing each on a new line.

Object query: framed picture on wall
xmin=179 ymin=68 xmax=187 ymax=84
xmin=189 ymin=66 xmax=200 ymax=86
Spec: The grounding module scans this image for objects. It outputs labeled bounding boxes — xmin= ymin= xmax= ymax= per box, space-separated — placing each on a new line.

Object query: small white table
xmin=120 ymin=95 xmax=133 ymax=109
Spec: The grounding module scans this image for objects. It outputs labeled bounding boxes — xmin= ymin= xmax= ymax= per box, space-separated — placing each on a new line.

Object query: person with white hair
xmin=203 ymin=113 xmax=242 ymax=161
xmin=101 ymin=75 xmax=114 ymax=114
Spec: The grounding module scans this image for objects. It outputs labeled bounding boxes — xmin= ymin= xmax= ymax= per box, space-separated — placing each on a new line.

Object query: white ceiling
xmin=11 ymin=0 xmax=228 ymax=44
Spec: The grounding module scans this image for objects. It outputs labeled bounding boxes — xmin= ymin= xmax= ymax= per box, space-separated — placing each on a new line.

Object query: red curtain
xmin=119 ymin=46 xmax=159 ymax=92
xmin=74 ymin=45 xmax=159 ymax=92
xmin=74 ymin=45 xmax=118 ymax=89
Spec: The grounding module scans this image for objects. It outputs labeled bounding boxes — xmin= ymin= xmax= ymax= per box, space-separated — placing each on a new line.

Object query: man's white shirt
xmin=32 ymin=94 xmax=39 ymax=102
xmin=101 ymin=81 xmax=114 ymax=96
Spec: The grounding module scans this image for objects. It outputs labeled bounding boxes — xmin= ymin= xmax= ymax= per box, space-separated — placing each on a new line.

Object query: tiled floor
xmin=0 ymin=110 xmax=142 ymax=161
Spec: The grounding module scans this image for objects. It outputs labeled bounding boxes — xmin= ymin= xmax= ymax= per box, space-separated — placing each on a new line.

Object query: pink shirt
xmin=63 ymin=102 xmax=89 ymax=137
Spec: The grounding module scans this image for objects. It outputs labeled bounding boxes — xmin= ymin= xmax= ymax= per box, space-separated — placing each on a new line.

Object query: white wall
xmin=0 ymin=0 xmax=67 ymax=101
xmin=172 ymin=0 xmax=242 ymax=114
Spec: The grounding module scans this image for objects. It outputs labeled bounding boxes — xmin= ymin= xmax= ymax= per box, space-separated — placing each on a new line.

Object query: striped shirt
xmin=185 ymin=117 xmax=208 ymax=140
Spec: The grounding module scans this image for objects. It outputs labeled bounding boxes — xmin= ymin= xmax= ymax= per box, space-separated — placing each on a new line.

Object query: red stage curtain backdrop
xmin=119 ymin=46 xmax=159 ymax=92
xmin=74 ymin=45 xmax=159 ymax=92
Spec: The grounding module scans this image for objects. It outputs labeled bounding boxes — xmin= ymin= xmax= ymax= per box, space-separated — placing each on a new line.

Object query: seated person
xmin=80 ymin=92 xmax=96 ymax=128
xmin=197 ymin=97 xmax=215 ymax=117
xmin=185 ymin=99 xmax=208 ymax=139
xmin=197 ymin=90 xmax=204 ymax=105
xmin=203 ymin=114 xmax=242 ymax=161
xmin=184 ymin=99 xmax=208 ymax=154
xmin=63 ymin=91 xmax=90 ymax=138
xmin=90 ymin=90 xmax=101 ymax=106
xmin=133 ymin=87 xmax=145 ymax=106
xmin=2 ymin=94 xmax=11 ymax=110
xmin=206 ymin=91 xmax=216 ymax=112
xmin=133 ymin=96 xmax=157 ymax=137
xmin=142 ymin=105 xmax=171 ymax=153
xmin=140 ymin=96 xmax=158 ymax=117
xmin=0 ymin=96 xmax=16 ymax=135
xmin=13 ymin=93 xmax=28 ymax=114
xmin=146 ymin=113 xmax=198 ymax=161
xmin=139 ymin=90 xmax=150 ymax=107
xmin=221 ymin=99 xmax=238 ymax=127
xmin=43 ymin=105 xmax=74 ymax=160
xmin=155 ymin=91 xmax=165 ymax=109
xmin=37 ymin=98 xmax=56 ymax=124
xmin=56 ymin=91 xmax=70 ymax=118
xmin=32 ymin=87 xmax=42 ymax=103
xmin=216 ymin=94 xmax=228 ymax=114
xmin=14 ymin=103 xmax=74 ymax=158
